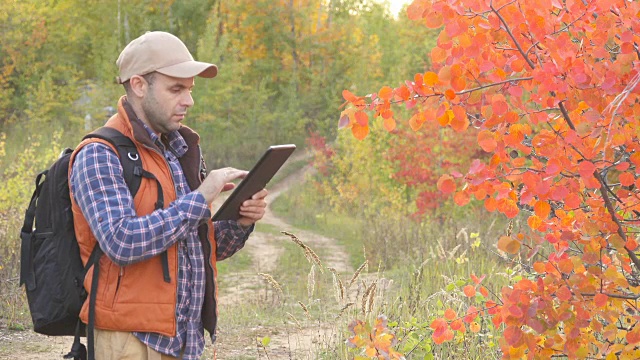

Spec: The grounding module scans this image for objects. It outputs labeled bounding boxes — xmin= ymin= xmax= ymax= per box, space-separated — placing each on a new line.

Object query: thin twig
xmin=490 ymin=1 xmax=535 ymax=69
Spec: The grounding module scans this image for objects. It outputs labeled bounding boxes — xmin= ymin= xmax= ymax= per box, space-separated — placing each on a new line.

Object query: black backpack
xmin=19 ymin=127 xmax=147 ymax=360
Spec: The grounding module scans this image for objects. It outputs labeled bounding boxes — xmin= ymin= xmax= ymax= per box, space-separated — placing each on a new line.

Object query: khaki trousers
xmin=94 ymin=329 xmax=181 ymax=360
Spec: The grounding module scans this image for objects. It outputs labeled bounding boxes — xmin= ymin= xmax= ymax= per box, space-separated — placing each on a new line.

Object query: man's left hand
xmin=238 ymin=189 xmax=268 ymax=228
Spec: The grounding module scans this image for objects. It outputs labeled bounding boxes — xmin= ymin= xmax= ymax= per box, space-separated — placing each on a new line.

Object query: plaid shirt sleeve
xmin=213 ymin=221 xmax=253 ymax=261
xmin=70 ymin=142 xmax=211 ymax=266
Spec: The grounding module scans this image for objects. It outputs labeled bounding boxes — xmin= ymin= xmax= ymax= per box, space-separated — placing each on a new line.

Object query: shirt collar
xmin=139 ymin=122 xmax=189 ymax=158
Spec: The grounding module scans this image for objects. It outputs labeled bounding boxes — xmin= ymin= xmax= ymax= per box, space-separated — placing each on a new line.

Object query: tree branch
xmin=558 ymin=101 xmax=576 ymax=130
xmin=594 ymin=172 xmax=640 ymax=271
xmin=581 ymin=292 xmax=640 ymax=300
xmin=490 ymin=2 xmax=536 ymax=69
xmin=456 ymin=77 xmax=533 ymax=95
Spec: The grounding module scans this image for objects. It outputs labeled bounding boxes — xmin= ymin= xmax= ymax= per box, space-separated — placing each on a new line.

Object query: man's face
xmin=141 ymin=73 xmax=195 ymax=135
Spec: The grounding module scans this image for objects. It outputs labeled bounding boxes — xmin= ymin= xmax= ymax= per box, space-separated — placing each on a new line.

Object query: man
xmin=69 ymin=31 xmax=267 ymax=359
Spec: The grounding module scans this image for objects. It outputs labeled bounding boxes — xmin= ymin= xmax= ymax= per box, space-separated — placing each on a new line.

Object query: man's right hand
xmin=197 ymin=167 xmax=248 ymax=204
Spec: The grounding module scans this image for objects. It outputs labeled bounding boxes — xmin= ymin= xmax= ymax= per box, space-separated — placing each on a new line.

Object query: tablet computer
xmin=212 ymin=144 xmax=296 ymax=221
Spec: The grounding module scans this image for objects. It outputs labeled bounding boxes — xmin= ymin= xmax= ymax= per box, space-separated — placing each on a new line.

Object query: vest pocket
xmin=101 ymin=260 xmax=122 ymax=309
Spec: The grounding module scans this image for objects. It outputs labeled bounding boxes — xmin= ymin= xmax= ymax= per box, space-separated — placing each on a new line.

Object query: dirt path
xmin=0 ymin=153 xmax=355 ymax=360
xmin=214 ymin=158 xmax=355 ymax=359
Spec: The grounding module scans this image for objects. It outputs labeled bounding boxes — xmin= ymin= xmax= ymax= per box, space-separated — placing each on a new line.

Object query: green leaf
xmin=261 ymin=336 xmax=271 ymax=347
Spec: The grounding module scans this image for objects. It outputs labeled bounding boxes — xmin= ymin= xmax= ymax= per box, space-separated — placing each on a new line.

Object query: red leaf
xmin=578 ymin=161 xmax=596 ymax=178
xmin=619 ymin=172 xmax=635 ymax=186
xmin=504 ymin=325 xmax=523 ymax=346
xmin=556 ymin=285 xmax=572 ymax=301
xmin=492 ymin=95 xmax=508 ymax=115
xmin=437 ymin=174 xmax=456 ymax=194
xmin=594 ymin=293 xmax=608 ymax=308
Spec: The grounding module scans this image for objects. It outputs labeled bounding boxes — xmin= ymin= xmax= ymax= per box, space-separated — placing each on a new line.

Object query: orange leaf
xmin=424 ymin=71 xmax=439 ymax=86
xmin=451 ymin=76 xmax=466 ymax=92
xmin=395 ymin=85 xmax=410 ymax=101
xmin=533 ymin=262 xmax=545 ymax=273
xmin=450 ymin=106 xmax=469 ymax=132
xmin=437 ymin=109 xmax=453 ymax=127
xmin=478 ymin=130 xmax=497 ymax=152
xmin=424 ymin=10 xmax=444 ymax=28
xmin=463 ymin=285 xmax=476 ymax=297
xmin=511 ymin=59 xmax=525 ymax=72
xmin=500 ymin=199 xmax=520 ymax=218
xmin=351 ymin=123 xmax=369 ymax=140
xmin=409 ymin=112 xmax=426 ymax=131
xmin=527 ymin=215 xmax=542 ymax=230
xmin=469 ymin=322 xmax=481 ymax=333
xmin=383 ymin=117 xmax=396 ymax=132
xmin=378 ymin=86 xmax=393 ymax=100
xmin=406 ymin=0 xmax=428 ymax=20
xmin=437 ymin=174 xmax=456 ymax=194
xmin=355 ymin=111 xmax=368 ymax=126
xmin=431 ymin=46 xmax=447 ymax=63
xmin=342 ymin=89 xmax=357 ymax=102
xmin=594 ymin=293 xmax=608 ymax=308
xmin=444 ymin=308 xmax=457 ymax=320
xmin=484 ymin=197 xmax=497 ymax=212
xmin=454 ymin=190 xmax=470 ymax=206
xmin=497 ymin=236 xmax=521 ymax=254
xmin=534 ymin=201 xmax=551 ymax=218
xmin=558 ymin=258 xmax=574 ymax=274
xmin=444 ymin=89 xmax=456 ymax=100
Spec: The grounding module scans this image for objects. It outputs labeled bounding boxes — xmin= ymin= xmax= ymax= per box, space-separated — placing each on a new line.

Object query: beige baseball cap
xmin=116 ymin=31 xmax=217 ymax=83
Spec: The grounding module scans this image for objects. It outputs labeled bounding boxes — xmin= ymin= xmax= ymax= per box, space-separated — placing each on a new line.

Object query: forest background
xmin=0 ymin=0 xmax=582 ymax=359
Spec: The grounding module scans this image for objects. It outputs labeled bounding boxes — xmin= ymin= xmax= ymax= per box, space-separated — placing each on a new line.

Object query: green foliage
xmin=0 ymin=132 xmax=64 ymax=327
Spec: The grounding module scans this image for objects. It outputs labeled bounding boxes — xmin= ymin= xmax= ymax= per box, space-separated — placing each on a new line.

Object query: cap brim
xmin=156 ymin=61 xmax=218 ymax=79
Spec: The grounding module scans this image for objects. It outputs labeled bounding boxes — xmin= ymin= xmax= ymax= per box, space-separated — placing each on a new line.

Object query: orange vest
xmin=69 ymin=96 xmax=218 ymax=337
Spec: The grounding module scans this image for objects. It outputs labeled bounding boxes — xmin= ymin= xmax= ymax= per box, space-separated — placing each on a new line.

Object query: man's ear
xmin=129 ymin=75 xmax=147 ymax=98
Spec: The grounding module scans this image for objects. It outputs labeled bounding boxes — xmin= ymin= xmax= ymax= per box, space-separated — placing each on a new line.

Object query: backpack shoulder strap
xmin=83 ymin=127 xmax=142 ymax=197
xmin=81 ymin=127 xmax=170 ymax=283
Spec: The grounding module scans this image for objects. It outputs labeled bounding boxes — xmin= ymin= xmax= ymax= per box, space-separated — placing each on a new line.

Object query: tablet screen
xmin=212 ymin=144 xmax=296 ymax=221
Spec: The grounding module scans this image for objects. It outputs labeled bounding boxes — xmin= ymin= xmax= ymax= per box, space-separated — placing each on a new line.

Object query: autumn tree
xmin=342 ymin=0 xmax=640 ymax=357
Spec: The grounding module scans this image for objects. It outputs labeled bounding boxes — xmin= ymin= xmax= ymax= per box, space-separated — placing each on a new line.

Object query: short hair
xmin=123 ymin=72 xmax=157 ymax=95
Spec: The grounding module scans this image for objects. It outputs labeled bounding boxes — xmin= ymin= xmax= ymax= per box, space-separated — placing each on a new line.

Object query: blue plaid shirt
xmin=70 ymin=125 xmax=251 ymax=359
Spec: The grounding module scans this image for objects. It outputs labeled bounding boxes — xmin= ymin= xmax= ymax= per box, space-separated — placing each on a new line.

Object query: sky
xmin=383 ymin=0 xmax=413 ymax=17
